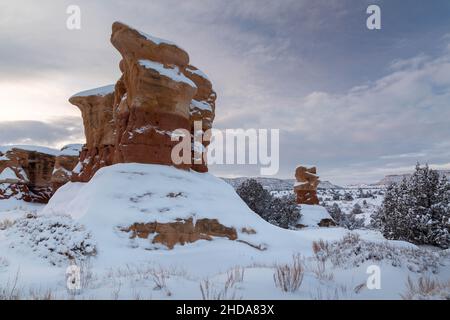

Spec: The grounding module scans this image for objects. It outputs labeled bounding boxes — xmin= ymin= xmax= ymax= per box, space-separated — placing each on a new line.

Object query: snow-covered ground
xmin=272 ymin=186 xmax=385 ymax=226
xmin=319 ymin=187 xmax=385 ymax=225
xmin=0 ymin=164 xmax=449 ymax=300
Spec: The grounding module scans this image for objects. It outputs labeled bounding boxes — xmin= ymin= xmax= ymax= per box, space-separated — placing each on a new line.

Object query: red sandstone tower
xmin=294 ymin=165 xmax=320 ymax=205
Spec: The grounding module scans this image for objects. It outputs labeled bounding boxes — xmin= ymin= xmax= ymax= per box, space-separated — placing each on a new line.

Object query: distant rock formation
xmin=69 ymin=22 xmax=216 ymax=181
xmin=0 ymin=145 xmax=81 ymax=203
xmin=0 ymin=146 xmax=57 ymax=203
xmin=294 ymin=165 xmax=320 ymax=205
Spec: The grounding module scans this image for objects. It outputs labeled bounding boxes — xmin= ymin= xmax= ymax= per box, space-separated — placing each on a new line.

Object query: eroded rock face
xmin=185 ymin=65 xmax=217 ymax=173
xmin=0 ymin=145 xmax=83 ymax=202
xmin=111 ymin=22 xmax=197 ymax=169
xmin=69 ymin=22 xmax=216 ymax=181
xmin=69 ymin=86 xmax=115 ymax=182
xmin=0 ymin=146 xmax=57 ymax=203
xmin=122 ymin=218 xmax=237 ymax=249
xmin=51 ymin=144 xmax=82 ymax=191
xmin=294 ymin=165 xmax=320 ymax=205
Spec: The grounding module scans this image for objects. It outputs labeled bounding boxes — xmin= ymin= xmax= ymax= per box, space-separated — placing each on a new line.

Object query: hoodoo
xmin=294 ymin=165 xmax=320 ymax=205
xmin=69 ymin=22 xmax=217 ymax=181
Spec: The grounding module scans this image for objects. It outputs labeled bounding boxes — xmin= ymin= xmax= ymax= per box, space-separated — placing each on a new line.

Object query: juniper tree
xmin=376 ymin=164 xmax=450 ymax=248
xmin=236 ymin=179 xmax=301 ymax=229
xmin=326 ymin=203 xmax=365 ymax=230
xmin=351 ymin=203 xmax=363 ymax=215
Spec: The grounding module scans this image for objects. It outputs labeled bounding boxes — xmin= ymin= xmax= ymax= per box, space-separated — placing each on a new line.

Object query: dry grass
xmin=273 ymin=254 xmax=304 ymax=292
xmin=199 ymin=278 xmax=241 ymax=300
xmin=0 ymin=219 xmax=14 ymax=230
xmin=312 ymin=239 xmax=329 ymax=256
xmin=150 ymin=267 xmax=172 ymax=297
xmin=311 ymin=284 xmax=349 ymax=300
xmin=401 ymin=276 xmax=450 ymax=300
xmin=0 ymin=256 xmax=9 ymax=269
xmin=0 ymin=270 xmax=20 ymax=300
xmin=308 ymin=259 xmax=334 ymax=282
xmin=225 ymin=266 xmax=245 ymax=288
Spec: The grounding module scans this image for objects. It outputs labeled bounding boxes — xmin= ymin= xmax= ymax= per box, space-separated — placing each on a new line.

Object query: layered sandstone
xmin=110 ymin=22 xmax=196 ymax=168
xmin=122 ymin=218 xmax=237 ymax=249
xmin=69 ymin=86 xmax=115 ymax=182
xmin=294 ymin=165 xmax=320 ymax=205
xmin=69 ymin=22 xmax=216 ymax=181
xmin=185 ymin=66 xmax=217 ymax=172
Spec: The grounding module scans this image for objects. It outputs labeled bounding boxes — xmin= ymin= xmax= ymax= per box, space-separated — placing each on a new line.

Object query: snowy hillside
xmin=0 ymin=164 xmax=449 ymax=299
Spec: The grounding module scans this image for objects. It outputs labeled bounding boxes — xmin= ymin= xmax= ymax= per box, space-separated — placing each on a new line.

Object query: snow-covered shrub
xmin=376 ymin=164 xmax=450 ymax=248
xmin=266 ymin=194 xmax=301 ymax=229
xmin=236 ymin=179 xmax=272 ymax=214
xmin=343 ymin=192 xmax=354 ymax=201
xmin=351 ymin=203 xmax=363 ymax=215
xmin=357 ymin=188 xmax=374 ymax=199
xmin=273 ymin=254 xmax=304 ymax=292
xmin=237 ymin=179 xmax=301 ymax=229
xmin=325 ymin=203 xmax=365 ymax=230
xmin=401 ymin=276 xmax=450 ymax=300
xmin=9 ymin=214 xmax=96 ymax=266
xmin=313 ymin=233 xmax=445 ymax=273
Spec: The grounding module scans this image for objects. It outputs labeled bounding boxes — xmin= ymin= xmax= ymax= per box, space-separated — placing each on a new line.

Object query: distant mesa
xmin=375 ymin=170 xmax=450 ymax=186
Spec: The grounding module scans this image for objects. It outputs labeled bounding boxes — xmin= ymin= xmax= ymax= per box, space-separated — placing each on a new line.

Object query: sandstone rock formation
xmin=294 ymin=165 xmax=320 ymax=205
xmin=69 ymin=86 xmax=115 ymax=182
xmin=51 ymin=144 xmax=82 ymax=190
xmin=185 ymin=66 xmax=217 ymax=172
xmin=122 ymin=218 xmax=237 ymax=250
xmin=0 ymin=146 xmax=58 ymax=203
xmin=69 ymin=22 xmax=216 ymax=181
xmin=0 ymin=145 xmax=82 ymax=203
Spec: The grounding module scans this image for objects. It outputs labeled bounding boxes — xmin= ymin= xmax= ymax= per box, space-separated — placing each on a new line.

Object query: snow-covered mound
xmin=41 ymin=163 xmax=366 ymax=271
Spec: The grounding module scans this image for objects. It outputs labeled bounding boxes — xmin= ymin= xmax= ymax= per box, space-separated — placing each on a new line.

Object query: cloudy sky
xmin=1 ymin=0 xmax=450 ymax=185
